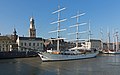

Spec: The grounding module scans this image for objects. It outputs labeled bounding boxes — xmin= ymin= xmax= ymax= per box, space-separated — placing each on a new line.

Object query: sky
xmin=0 ymin=0 xmax=120 ymax=42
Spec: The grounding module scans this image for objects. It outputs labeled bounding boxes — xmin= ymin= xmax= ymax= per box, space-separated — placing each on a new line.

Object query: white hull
xmin=102 ymin=50 xmax=120 ymax=54
xmin=38 ymin=51 xmax=99 ymax=62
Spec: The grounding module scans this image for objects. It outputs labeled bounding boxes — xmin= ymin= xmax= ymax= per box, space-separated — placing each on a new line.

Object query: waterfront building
xmin=6 ymin=28 xmax=18 ymax=51
xmin=67 ymin=39 xmax=101 ymax=50
xmin=11 ymin=28 xmax=18 ymax=43
xmin=0 ymin=36 xmax=12 ymax=51
xmin=103 ymin=43 xmax=112 ymax=50
xmin=103 ymin=42 xmax=120 ymax=50
xmin=16 ymin=17 xmax=44 ymax=52
xmin=44 ymin=38 xmax=66 ymax=50
xmin=68 ymin=39 xmax=101 ymax=50
xmin=89 ymin=39 xmax=101 ymax=49
xmin=44 ymin=39 xmax=101 ymax=51
xmin=17 ymin=37 xmax=44 ymax=51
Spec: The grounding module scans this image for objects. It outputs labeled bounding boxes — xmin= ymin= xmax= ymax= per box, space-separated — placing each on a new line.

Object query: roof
xmin=18 ymin=37 xmax=43 ymax=41
xmin=0 ymin=36 xmax=11 ymax=40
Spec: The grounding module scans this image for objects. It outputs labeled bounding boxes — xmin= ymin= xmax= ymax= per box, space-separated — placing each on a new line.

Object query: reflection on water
xmin=0 ymin=54 xmax=120 ymax=75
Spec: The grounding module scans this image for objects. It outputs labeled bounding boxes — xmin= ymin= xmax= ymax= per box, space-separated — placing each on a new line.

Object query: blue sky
xmin=0 ymin=0 xmax=120 ymax=42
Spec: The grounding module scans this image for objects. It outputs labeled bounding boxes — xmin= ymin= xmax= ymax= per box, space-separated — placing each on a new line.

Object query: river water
xmin=0 ymin=54 xmax=120 ymax=75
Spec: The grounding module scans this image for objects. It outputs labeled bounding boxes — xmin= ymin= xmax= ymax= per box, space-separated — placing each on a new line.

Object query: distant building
xmin=103 ymin=43 xmax=112 ymax=50
xmin=68 ymin=39 xmax=101 ymax=50
xmin=11 ymin=28 xmax=18 ymax=43
xmin=44 ymin=38 xmax=66 ymax=50
xmin=67 ymin=39 xmax=101 ymax=50
xmin=44 ymin=39 xmax=51 ymax=50
xmin=0 ymin=36 xmax=12 ymax=51
xmin=103 ymin=42 xmax=120 ymax=50
xmin=6 ymin=28 xmax=18 ymax=51
xmin=89 ymin=39 xmax=101 ymax=49
xmin=44 ymin=39 xmax=101 ymax=51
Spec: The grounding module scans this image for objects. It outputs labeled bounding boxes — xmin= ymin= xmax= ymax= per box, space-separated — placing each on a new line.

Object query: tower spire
xmin=13 ymin=27 xmax=17 ymax=35
xmin=29 ymin=17 xmax=36 ymax=37
xmin=12 ymin=26 xmax=18 ymax=43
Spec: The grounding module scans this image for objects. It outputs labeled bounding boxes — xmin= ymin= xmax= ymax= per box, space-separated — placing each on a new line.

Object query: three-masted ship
xmin=38 ymin=5 xmax=99 ymax=62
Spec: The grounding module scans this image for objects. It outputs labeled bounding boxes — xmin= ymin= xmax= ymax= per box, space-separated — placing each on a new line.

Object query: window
xmin=0 ymin=46 xmax=1 ymax=51
xmin=21 ymin=48 xmax=23 ymax=51
xmin=24 ymin=43 xmax=26 ymax=46
xmin=21 ymin=43 xmax=23 ymax=46
xmin=3 ymin=48 xmax=4 ymax=51
xmin=33 ymin=43 xmax=35 ymax=46
xmin=29 ymin=43 xmax=31 ymax=46
xmin=37 ymin=43 xmax=39 ymax=46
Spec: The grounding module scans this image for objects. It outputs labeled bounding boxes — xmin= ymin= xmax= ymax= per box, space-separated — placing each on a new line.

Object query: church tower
xmin=29 ymin=17 xmax=36 ymax=38
xmin=12 ymin=28 xmax=18 ymax=43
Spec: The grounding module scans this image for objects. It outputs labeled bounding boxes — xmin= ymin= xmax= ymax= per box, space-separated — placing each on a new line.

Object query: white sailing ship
xmin=102 ymin=30 xmax=120 ymax=54
xmin=38 ymin=5 xmax=99 ymax=62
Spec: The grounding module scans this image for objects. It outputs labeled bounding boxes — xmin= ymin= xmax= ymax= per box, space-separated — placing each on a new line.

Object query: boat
xmin=102 ymin=50 xmax=120 ymax=54
xmin=38 ymin=5 xmax=99 ymax=62
xmin=102 ymin=30 xmax=120 ymax=54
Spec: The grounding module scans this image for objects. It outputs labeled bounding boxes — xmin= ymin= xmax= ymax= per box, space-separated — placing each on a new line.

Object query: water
xmin=0 ymin=54 xmax=120 ymax=75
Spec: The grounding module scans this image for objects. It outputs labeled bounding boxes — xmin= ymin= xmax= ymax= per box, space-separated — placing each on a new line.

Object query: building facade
xmin=103 ymin=42 xmax=120 ymax=50
xmin=90 ymin=39 xmax=101 ymax=49
xmin=16 ymin=17 xmax=44 ymax=51
xmin=17 ymin=37 xmax=44 ymax=51
xmin=44 ymin=39 xmax=101 ymax=51
xmin=44 ymin=38 xmax=66 ymax=50
xmin=0 ymin=36 xmax=12 ymax=51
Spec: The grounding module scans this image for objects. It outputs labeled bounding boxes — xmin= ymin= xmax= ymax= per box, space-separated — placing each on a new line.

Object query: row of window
xmin=0 ymin=47 xmax=9 ymax=51
xmin=20 ymin=47 xmax=42 ymax=51
xmin=20 ymin=42 xmax=43 ymax=46
xmin=0 ymin=44 xmax=10 ymax=47
xmin=0 ymin=41 xmax=11 ymax=44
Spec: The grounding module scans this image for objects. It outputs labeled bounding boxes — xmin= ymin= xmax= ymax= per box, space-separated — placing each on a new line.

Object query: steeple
xmin=13 ymin=28 xmax=17 ymax=35
xmin=12 ymin=27 xmax=18 ymax=43
xmin=29 ymin=17 xmax=36 ymax=38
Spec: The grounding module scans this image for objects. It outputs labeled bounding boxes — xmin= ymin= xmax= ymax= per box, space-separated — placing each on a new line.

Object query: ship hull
xmin=38 ymin=51 xmax=99 ymax=62
xmin=102 ymin=50 xmax=120 ymax=54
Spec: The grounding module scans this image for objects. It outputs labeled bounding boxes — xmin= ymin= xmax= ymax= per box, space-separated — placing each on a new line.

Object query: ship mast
xmin=100 ymin=27 xmax=103 ymax=50
xmin=115 ymin=31 xmax=119 ymax=52
xmin=107 ymin=29 xmax=110 ymax=51
xmin=112 ymin=29 xmax=115 ymax=50
xmin=88 ymin=20 xmax=91 ymax=43
xmin=69 ymin=11 xmax=86 ymax=48
xmin=50 ymin=5 xmax=67 ymax=51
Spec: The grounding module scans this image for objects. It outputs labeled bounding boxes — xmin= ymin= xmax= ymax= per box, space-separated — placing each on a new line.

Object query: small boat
xmin=38 ymin=5 xmax=99 ymax=62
